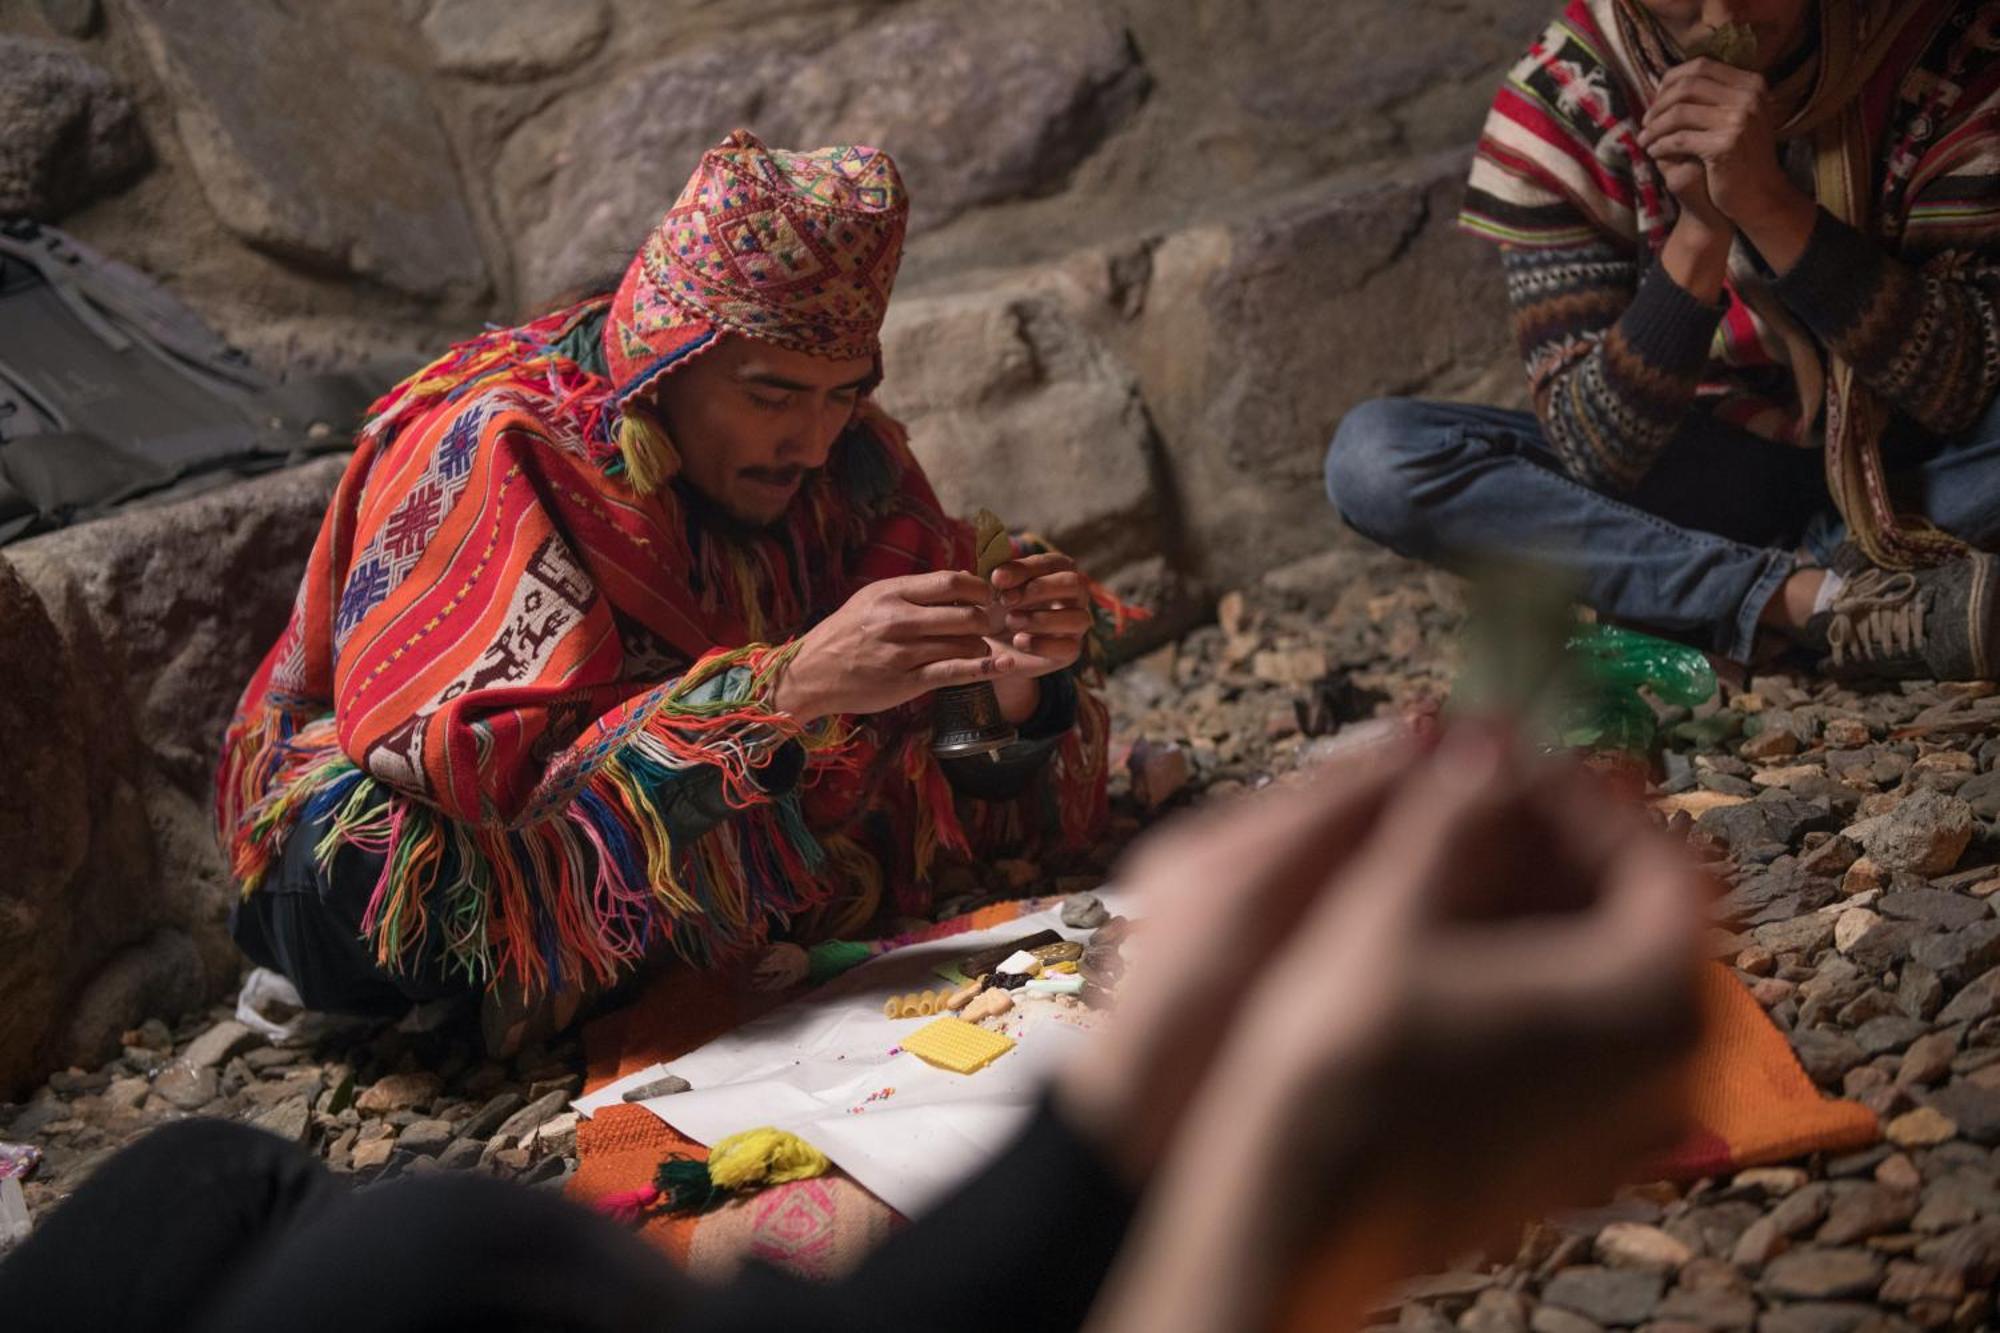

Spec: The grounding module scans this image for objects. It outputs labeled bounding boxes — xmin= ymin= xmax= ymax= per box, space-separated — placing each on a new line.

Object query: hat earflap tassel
xmin=616 ymin=407 xmax=682 ymax=495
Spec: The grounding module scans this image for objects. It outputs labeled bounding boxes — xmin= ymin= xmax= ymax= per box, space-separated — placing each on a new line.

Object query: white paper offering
xmin=574 ymin=893 xmax=1129 ymax=1218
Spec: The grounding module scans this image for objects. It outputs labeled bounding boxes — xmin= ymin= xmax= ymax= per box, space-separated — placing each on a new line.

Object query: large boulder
xmin=8 ymin=457 xmax=349 ymax=793
xmin=1121 ymin=151 xmax=1517 ymax=587
xmin=128 ymin=0 xmax=489 ymax=299
xmin=497 ymin=0 xmax=1148 ymax=304
xmin=877 ymin=285 xmax=1167 ymax=574
xmin=0 ymin=34 xmax=149 ymax=220
xmin=422 ymin=0 xmax=612 ymax=83
xmin=0 ymin=459 xmax=347 ymax=1095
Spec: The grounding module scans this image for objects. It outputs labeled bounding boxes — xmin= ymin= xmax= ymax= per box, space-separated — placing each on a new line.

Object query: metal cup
xmin=931 ymin=681 xmax=1018 ymax=759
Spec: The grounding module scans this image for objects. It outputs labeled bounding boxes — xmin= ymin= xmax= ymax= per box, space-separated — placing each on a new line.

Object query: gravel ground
xmin=6 ymin=548 xmax=1998 ymax=1331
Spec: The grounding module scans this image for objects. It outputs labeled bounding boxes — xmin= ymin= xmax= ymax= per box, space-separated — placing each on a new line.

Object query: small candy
xmin=1025 ymin=975 xmax=1084 ymax=996
xmin=1029 ymin=941 xmax=1083 ymax=965
xmin=960 ymin=988 xmax=1014 ymax=1023
xmin=944 ymin=979 xmax=985 ymax=1012
xmin=996 ymin=950 xmax=1041 ymax=976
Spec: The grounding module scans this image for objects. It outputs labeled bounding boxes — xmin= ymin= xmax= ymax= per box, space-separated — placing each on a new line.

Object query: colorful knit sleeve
xmin=230 ymin=402 xmax=846 ymax=993
xmin=1500 ymin=244 xmax=1725 ymax=492
xmin=1771 ymin=208 xmax=2000 ymax=436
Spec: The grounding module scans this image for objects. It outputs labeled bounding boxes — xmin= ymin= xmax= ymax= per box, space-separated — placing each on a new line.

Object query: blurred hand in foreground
xmin=1064 ymin=723 xmax=1705 ymax=1333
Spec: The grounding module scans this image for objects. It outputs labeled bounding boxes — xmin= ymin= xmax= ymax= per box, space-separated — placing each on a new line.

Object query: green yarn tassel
xmin=806 ymin=939 xmax=874 ymax=987
xmin=655 ymin=1158 xmax=722 ymax=1214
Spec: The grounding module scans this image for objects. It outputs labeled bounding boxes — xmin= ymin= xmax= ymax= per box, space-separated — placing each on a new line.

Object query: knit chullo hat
xmin=602 ymin=129 xmax=910 ymax=494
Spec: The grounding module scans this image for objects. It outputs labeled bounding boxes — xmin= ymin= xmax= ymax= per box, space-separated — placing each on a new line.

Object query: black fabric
xmin=0 ymin=220 xmax=374 ymax=546
xmin=0 ymin=1101 xmax=1137 ymax=1333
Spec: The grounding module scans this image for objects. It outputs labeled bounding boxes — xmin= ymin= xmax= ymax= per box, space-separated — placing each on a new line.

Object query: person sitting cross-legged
xmin=1327 ymin=0 xmax=2000 ymax=681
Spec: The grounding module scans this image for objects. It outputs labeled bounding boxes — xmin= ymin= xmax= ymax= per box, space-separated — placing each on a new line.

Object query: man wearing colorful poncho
xmin=217 ymin=132 xmax=1114 ymax=1051
xmin=1328 ymin=0 xmax=2000 ymax=681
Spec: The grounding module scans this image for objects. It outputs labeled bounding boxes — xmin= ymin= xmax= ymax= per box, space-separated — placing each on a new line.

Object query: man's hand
xmin=987 ymin=552 xmax=1094 ymax=723
xmin=1639 ymin=58 xmax=1818 ymax=271
xmin=770 ymin=571 xmax=1019 ymax=723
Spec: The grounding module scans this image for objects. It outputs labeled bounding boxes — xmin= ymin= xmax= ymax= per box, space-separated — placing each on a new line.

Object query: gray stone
xmin=1753 ymin=915 xmax=1836 ymax=960
xmin=1879 ymin=889 xmax=1989 ymax=933
xmin=422 ymin=0 xmax=610 ymax=81
xmin=1699 ymin=796 xmax=1836 ymax=855
xmin=1752 ymin=1304 xmax=1878 ymax=1333
xmin=128 ymin=0 xmax=486 ymax=298
xmin=877 ymin=286 xmax=1168 ymax=573
xmin=1539 ymin=1266 xmax=1663 ymax=1327
xmin=1814 ymin=1185 xmax=1918 ymax=1245
xmin=1060 ymin=893 xmax=1110 ymax=931
xmin=152 ymin=1059 xmax=219 ymax=1112
xmin=397 ymin=1118 xmax=455 ymax=1157
xmin=1924 ymin=1081 xmax=2000 ymax=1145
xmin=251 ymin=1095 xmax=312 ymax=1144
xmin=1838 ymin=917 xmax=1924 ymax=974
xmin=1852 ymin=1015 xmax=1930 ymax=1057
xmin=1909 ymin=920 xmax=2000 ymax=990
xmin=1792 ymin=1027 xmax=1866 ymax=1086
xmin=1528 ymin=1309 xmax=1602 ymax=1333
xmin=436 ymin=1137 xmax=485 ymax=1171
xmin=620 ymin=1075 xmax=690 ymax=1104
xmin=489 ymin=1089 xmax=568 ymax=1147
xmin=1657 ymin=1286 xmax=1757 ymax=1331
xmin=1937 ymin=965 xmax=2000 ymax=1026
xmin=498 ymin=0 xmax=1149 ymax=303
xmin=1757 ymin=1248 xmax=1884 ymax=1301
xmin=0 ymin=35 xmax=148 ymax=220
xmin=1915 ymin=1216 xmax=2000 ymax=1286
xmin=181 ymin=1020 xmax=262 ymax=1072
xmin=1841 ymin=791 xmax=1975 ymax=876
xmin=460 ymin=1091 xmax=527 ymax=1140
xmin=1954 ymin=769 xmax=2000 ymax=819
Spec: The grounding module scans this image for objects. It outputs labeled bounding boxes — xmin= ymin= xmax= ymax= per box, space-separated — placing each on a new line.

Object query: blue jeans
xmin=1324 ymin=398 xmax=2000 ymax=662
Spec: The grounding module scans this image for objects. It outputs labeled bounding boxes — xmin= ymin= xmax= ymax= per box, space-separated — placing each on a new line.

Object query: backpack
xmin=0 ymin=219 xmax=376 ymax=544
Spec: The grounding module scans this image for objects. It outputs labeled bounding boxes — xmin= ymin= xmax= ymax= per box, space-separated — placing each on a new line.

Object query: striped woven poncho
xmin=216 ymin=297 xmax=1110 ymax=996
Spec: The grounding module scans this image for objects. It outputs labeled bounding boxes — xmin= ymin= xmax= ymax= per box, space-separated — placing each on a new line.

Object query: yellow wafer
xmin=901 ymin=1016 xmax=1016 ymax=1074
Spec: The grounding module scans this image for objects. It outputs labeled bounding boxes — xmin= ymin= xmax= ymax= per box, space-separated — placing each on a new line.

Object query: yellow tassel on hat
xmin=617 ymin=408 xmax=682 ymax=495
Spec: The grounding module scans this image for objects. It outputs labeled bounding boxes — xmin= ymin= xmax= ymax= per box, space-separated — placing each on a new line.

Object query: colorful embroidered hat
xmin=602 ymin=130 xmax=909 ymax=492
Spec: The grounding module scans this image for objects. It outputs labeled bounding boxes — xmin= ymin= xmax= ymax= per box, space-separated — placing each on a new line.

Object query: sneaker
xmin=1804 ymin=547 xmax=1997 ymax=681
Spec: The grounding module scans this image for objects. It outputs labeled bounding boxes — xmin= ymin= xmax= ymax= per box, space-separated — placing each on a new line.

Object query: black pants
xmin=1 ymin=1106 xmax=1133 ymax=1332
xmin=230 ymin=785 xmax=466 ymax=1017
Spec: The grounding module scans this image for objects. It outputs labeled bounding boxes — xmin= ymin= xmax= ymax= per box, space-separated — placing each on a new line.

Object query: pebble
xmin=1593 ymin=1221 xmax=1692 ymax=1274
xmin=1759 ymin=1247 xmax=1884 ymax=1300
xmin=1840 ymin=791 xmax=1974 ymax=877
xmin=1059 ymin=893 xmax=1109 ymax=930
xmin=350 ymin=1138 xmax=396 ymax=1172
xmin=489 ymin=1090 xmax=568 ymax=1148
xmin=1923 ymin=1082 xmax=2000 ymax=1145
xmin=1889 ymin=1106 xmax=1958 ymax=1151
xmin=354 ymin=1072 xmax=443 ymax=1115
xmin=181 ymin=1020 xmax=263 ymax=1071
xmin=620 ymin=1075 xmax=690 ymax=1103
xmin=1833 ymin=908 xmax=1880 ymax=955
xmin=459 ymin=1091 xmax=527 ymax=1140
xmin=250 ymin=1096 xmax=312 ymax=1145
xmin=1815 ymin=1185 xmax=1917 ymax=1245
xmin=397 ymin=1118 xmax=455 ymax=1157
xmin=436 ymin=1138 xmax=485 ymax=1171
xmin=1539 ymin=1266 xmax=1663 ymax=1326
xmin=151 ymin=1061 xmax=219 ymax=1112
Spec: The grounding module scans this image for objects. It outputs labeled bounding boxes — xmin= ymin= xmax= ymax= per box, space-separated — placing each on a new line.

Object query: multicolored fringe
xmin=222 ymin=645 xmax=854 ymax=995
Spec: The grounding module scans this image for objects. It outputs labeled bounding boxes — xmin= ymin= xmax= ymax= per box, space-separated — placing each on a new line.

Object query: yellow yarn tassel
xmin=617 ymin=408 xmax=681 ymax=495
xmin=704 ymin=1127 xmax=830 ymax=1193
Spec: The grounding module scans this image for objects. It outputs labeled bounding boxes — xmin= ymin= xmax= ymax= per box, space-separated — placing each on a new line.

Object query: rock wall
xmin=0 ymin=0 xmax=1546 ymax=1092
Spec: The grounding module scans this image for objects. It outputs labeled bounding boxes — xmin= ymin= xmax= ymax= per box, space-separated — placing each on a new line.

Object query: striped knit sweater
xmin=1465 ymin=2 xmax=2000 ymax=496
